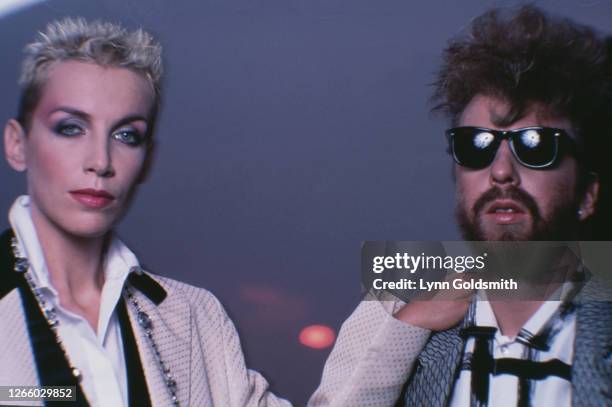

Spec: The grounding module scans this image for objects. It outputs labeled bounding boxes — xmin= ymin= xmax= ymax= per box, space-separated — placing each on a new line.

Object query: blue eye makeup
xmin=51 ymin=116 xmax=147 ymax=147
xmin=53 ymin=121 xmax=84 ymax=137
xmin=112 ymin=129 xmax=145 ymax=147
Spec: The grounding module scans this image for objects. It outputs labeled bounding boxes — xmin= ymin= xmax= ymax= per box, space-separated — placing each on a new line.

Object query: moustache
xmin=472 ymin=186 xmax=541 ymax=222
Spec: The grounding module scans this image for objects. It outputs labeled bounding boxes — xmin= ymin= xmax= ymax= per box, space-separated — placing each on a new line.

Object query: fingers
xmin=394 ymin=297 xmax=470 ymax=331
xmin=393 ymin=272 xmax=474 ymax=331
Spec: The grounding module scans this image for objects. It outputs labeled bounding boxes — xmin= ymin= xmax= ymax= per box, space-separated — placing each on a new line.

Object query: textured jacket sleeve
xmin=165 ymin=276 xmax=429 ymax=407
xmin=308 ymin=295 xmax=431 ymax=407
xmin=191 ymin=289 xmax=292 ymax=407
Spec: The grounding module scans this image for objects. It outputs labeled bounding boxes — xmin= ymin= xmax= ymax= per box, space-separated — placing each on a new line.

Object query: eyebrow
xmin=49 ymin=107 xmax=91 ymax=122
xmin=113 ymin=114 xmax=149 ymax=129
xmin=48 ymin=107 xmax=149 ymax=129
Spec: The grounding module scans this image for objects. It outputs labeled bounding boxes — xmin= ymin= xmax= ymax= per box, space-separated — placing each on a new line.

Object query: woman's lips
xmin=69 ymin=189 xmax=115 ymax=209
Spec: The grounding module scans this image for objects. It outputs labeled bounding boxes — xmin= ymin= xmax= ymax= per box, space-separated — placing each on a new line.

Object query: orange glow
xmin=299 ymin=325 xmax=336 ymax=349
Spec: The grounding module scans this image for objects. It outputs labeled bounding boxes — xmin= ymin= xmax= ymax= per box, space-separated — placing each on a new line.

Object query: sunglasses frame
xmin=445 ymin=126 xmax=576 ymax=170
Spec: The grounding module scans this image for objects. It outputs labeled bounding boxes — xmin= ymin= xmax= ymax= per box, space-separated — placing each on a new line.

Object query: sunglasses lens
xmin=512 ymin=129 xmax=557 ymax=167
xmin=451 ymin=129 xmax=498 ymax=169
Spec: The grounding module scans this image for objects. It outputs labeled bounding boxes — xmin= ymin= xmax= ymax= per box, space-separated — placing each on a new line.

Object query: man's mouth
xmin=485 ymin=200 xmax=528 ymax=224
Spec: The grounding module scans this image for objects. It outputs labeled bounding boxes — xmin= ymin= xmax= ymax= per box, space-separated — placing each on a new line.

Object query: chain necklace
xmin=11 ymin=237 xmax=179 ymax=406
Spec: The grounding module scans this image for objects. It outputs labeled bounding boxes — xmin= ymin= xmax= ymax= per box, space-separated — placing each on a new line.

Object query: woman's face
xmin=8 ymin=60 xmax=154 ymax=238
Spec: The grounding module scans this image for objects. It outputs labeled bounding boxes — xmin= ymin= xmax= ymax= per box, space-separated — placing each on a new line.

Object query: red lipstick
xmin=69 ymin=189 xmax=115 ymax=209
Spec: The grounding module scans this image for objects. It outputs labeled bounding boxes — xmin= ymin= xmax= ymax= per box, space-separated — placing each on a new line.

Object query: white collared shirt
xmin=9 ymin=195 xmax=138 ymax=407
xmin=449 ymin=295 xmax=575 ymax=407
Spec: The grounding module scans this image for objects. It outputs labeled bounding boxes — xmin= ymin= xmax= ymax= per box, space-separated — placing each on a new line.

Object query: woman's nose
xmin=84 ymin=135 xmax=115 ymax=177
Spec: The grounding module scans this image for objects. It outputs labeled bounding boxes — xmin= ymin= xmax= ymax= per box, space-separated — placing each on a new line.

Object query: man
xmin=309 ymin=5 xmax=611 ymax=407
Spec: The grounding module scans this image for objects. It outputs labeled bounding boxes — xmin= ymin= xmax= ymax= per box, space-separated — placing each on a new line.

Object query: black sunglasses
xmin=446 ymin=126 xmax=578 ymax=169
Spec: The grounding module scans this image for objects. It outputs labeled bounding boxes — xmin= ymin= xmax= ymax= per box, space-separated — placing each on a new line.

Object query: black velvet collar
xmin=0 ymin=229 xmax=19 ymax=300
xmin=128 ymin=271 xmax=167 ymax=305
xmin=117 ymin=296 xmax=153 ymax=407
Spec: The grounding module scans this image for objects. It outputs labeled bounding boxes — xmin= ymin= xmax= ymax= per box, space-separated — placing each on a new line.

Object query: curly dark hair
xmin=433 ymin=5 xmax=612 ymax=239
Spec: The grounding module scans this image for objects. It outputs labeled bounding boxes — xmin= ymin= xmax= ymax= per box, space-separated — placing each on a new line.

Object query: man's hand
xmin=393 ymin=274 xmax=473 ymax=331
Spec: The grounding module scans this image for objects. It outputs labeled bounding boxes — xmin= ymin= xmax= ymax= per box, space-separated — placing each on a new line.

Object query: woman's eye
xmin=54 ymin=123 xmax=83 ymax=137
xmin=112 ymin=129 xmax=143 ymax=146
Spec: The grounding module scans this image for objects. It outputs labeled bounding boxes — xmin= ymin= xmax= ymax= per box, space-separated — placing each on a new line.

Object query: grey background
xmin=1 ymin=0 xmax=610 ymax=404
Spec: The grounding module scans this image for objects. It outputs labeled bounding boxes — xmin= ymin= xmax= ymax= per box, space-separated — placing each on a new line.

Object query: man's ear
xmin=578 ymin=172 xmax=599 ymax=221
xmin=4 ymin=119 xmax=27 ymax=172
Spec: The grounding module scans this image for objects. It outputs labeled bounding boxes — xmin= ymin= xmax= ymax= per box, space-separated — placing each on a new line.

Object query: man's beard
xmin=456 ymin=186 xmax=580 ymax=241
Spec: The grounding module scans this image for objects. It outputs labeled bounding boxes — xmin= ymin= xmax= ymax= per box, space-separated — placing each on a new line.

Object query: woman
xmin=0 ymin=17 xmax=294 ymax=407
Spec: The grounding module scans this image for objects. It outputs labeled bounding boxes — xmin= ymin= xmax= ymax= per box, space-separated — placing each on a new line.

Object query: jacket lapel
xmin=403 ymin=326 xmax=464 ymax=407
xmin=18 ymin=273 xmax=89 ymax=405
xmin=124 ymin=275 xmax=194 ymax=407
xmin=116 ymin=298 xmax=152 ymax=407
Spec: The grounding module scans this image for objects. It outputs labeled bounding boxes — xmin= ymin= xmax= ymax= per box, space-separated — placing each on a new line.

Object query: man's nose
xmin=84 ymin=134 xmax=115 ymax=178
xmin=489 ymin=140 xmax=519 ymax=186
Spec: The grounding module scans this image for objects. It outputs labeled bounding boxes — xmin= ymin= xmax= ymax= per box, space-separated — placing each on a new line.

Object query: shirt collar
xmin=9 ymin=195 xmax=52 ymax=291
xmin=8 ymin=195 xmax=138 ymax=298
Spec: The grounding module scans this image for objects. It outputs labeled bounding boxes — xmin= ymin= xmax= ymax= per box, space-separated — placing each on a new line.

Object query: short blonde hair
xmin=17 ymin=17 xmax=163 ymax=130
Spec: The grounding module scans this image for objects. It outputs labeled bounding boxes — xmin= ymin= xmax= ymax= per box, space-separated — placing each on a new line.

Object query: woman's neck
xmin=30 ymin=203 xmax=106 ymax=331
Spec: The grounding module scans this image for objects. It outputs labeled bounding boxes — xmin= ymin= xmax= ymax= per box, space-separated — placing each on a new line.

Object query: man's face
xmin=454 ymin=94 xmax=594 ymax=241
